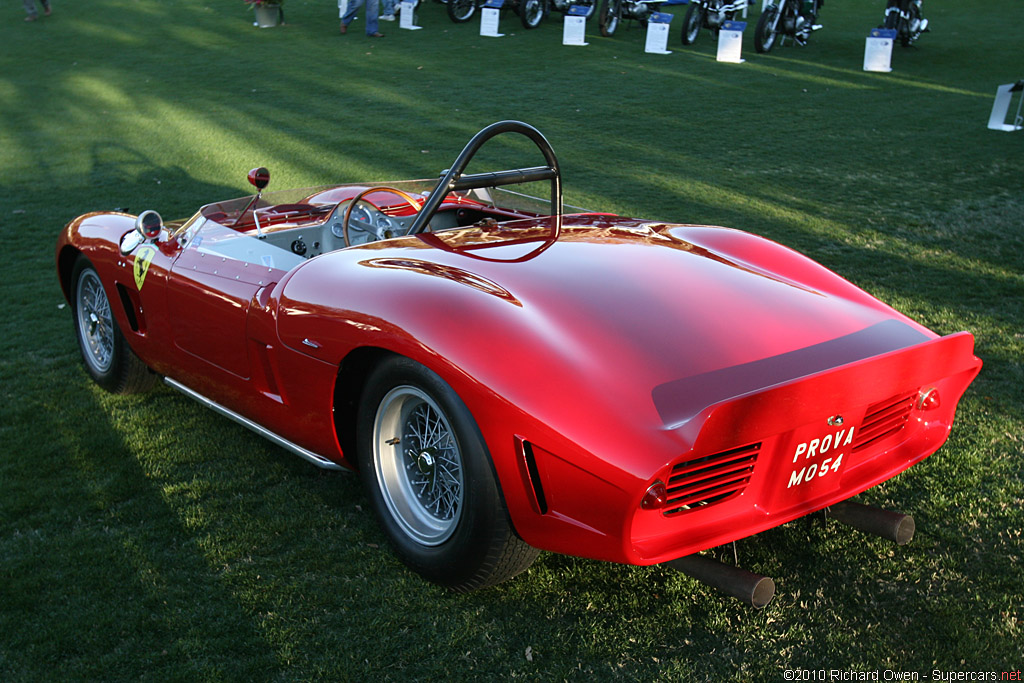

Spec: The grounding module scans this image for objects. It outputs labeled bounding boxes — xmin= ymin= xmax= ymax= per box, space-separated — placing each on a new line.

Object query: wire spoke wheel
xmin=75 ymin=268 xmax=115 ymax=374
xmin=358 ymin=356 xmax=539 ymax=591
xmin=373 ymin=385 xmax=465 ymax=545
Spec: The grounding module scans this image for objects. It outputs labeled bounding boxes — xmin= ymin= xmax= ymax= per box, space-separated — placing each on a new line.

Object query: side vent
xmin=115 ymin=283 xmax=141 ymax=332
xmin=517 ymin=439 xmax=548 ymax=515
xmin=852 ymin=391 xmax=917 ymax=453
xmin=664 ymin=443 xmax=760 ymax=516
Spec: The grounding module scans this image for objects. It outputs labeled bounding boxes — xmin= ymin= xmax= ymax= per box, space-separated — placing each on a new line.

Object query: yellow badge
xmin=134 ymin=246 xmax=157 ymax=290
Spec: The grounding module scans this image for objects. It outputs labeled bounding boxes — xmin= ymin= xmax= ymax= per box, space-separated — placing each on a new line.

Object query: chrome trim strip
xmin=164 ymin=377 xmax=346 ymax=471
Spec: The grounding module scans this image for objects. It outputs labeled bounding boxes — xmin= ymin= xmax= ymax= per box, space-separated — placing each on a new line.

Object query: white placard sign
xmin=987 ymin=82 xmax=1024 ymax=132
xmin=644 ymin=12 xmax=672 ymax=54
xmin=863 ymin=28 xmax=895 ymax=73
xmin=481 ymin=0 xmax=504 ymax=37
xmin=562 ymin=4 xmax=589 ymax=46
xmin=716 ymin=20 xmax=746 ymax=63
xmin=400 ymin=1 xmax=422 ymax=29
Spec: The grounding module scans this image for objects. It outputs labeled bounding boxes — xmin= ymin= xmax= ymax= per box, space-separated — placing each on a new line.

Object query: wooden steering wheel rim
xmin=342 ymin=186 xmax=423 ymax=247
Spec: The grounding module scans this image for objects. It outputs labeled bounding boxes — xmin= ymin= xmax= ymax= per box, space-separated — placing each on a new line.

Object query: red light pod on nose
xmin=248 ymin=167 xmax=270 ymax=190
xmin=641 ymin=480 xmax=667 ymax=510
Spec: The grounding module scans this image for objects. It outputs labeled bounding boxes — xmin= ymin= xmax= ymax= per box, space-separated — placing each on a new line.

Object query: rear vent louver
xmin=852 ymin=391 xmax=917 ymax=453
xmin=664 ymin=443 xmax=760 ymax=516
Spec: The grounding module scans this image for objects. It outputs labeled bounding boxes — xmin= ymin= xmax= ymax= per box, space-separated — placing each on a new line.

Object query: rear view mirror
xmin=119 ymin=210 xmax=163 ymax=255
xmin=248 ymin=167 xmax=270 ymax=190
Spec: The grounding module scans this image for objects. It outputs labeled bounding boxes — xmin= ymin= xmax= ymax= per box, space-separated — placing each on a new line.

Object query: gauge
xmin=351 ymin=205 xmax=372 ymax=224
xmin=375 ymin=214 xmax=393 ymax=230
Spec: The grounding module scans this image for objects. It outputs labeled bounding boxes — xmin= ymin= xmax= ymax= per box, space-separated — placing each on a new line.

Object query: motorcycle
xmin=447 ymin=0 xmax=594 ymax=27
xmin=883 ymin=0 xmax=928 ymax=46
xmin=754 ymin=0 xmax=821 ymax=53
xmin=680 ymin=0 xmax=748 ymax=45
xmin=598 ymin=0 xmax=666 ymax=36
xmin=516 ymin=0 xmax=598 ymax=29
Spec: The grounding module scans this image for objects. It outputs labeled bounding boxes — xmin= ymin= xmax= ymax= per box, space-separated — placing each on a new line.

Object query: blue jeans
xmin=342 ymin=0 xmax=380 ymax=34
xmin=23 ymin=0 xmax=50 ymax=17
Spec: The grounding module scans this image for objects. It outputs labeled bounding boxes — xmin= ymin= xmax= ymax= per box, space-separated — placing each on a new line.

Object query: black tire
xmin=883 ymin=4 xmax=899 ymax=30
xmin=900 ymin=2 xmax=919 ymax=46
xmin=447 ymin=0 xmax=476 ymax=22
xmin=356 ymin=355 xmax=539 ymax=592
xmin=70 ymin=256 xmax=157 ymax=394
xmin=680 ymin=2 xmax=704 ymax=44
xmin=598 ymin=0 xmax=620 ymax=36
xmin=518 ymin=0 xmax=547 ymax=28
xmin=578 ymin=0 xmax=598 ymax=20
xmin=754 ymin=5 xmax=779 ymax=52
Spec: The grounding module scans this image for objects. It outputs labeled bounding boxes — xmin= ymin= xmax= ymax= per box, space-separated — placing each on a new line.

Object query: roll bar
xmin=408 ymin=120 xmax=562 ymax=235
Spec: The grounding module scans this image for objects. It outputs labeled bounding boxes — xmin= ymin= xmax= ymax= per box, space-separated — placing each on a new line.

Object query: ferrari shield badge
xmin=134 ymin=246 xmax=157 ymax=290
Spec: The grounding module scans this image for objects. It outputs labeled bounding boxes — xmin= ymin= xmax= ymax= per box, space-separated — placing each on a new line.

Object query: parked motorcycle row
xmin=434 ymin=0 xmax=929 ymax=52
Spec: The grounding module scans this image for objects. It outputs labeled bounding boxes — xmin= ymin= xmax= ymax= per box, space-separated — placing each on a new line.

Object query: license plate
xmin=782 ymin=420 xmax=858 ymax=492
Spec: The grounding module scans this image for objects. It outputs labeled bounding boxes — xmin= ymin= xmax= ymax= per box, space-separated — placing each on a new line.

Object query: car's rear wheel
xmin=357 ymin=356 xmax=538 ymax=591
xmin=70 ymin=256 xmax=157 ymax=394
xmin=447 ymin=0 xmax=477 ymax=22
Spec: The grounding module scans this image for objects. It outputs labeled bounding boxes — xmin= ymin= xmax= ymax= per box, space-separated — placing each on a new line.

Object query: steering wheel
xmin=342 ymin=187 xmax=423 ymax=247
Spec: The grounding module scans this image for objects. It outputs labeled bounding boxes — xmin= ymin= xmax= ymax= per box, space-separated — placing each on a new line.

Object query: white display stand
xmin=562 ymin=4 xmax=589 ymax=46
xmin=987 ymin=81 xmax=1024 ymax=132
xmin=481 ymin=0 xmax=505 ymax=36
xmin=400 ymin=0 xmax=423 ymax=29
xmin=716 ymin=20 xmax=745 ymax=63
xmin=863 ymin=28 xmax=895 ymax=73
xmin=644 ymin=11 xmax=673 ymax=54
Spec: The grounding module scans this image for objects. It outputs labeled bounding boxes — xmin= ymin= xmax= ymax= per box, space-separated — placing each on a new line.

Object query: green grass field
xmin=1 ymin=0 xmax=1022 ymax=679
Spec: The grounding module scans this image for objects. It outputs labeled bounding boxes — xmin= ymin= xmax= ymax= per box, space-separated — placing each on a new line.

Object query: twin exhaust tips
xmin=665 ymin=501 xmax=916 ymax=609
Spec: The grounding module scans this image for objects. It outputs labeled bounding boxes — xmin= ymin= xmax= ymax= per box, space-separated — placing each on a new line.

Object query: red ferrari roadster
xmin=56 ymin=121 xmax=981 ymax=606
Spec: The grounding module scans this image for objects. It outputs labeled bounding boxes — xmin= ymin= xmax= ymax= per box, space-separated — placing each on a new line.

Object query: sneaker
xmin=380 ymin=13 xmax=396 ymax=20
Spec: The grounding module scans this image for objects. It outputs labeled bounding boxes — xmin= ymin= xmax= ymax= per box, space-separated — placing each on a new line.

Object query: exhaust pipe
xmin=666 ymin=554 xmax=776 ymax=609
xmin=829 ymin=501 xmax=915 ymax=545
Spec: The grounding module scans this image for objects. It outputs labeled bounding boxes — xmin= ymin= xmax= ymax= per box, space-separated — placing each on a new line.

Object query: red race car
xmin=56 ymin=121 xmax=980 ymax=607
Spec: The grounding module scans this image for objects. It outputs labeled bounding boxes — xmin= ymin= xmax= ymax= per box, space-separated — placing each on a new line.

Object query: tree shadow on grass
xmin=0 ymin=380 xmax=285 ymax=679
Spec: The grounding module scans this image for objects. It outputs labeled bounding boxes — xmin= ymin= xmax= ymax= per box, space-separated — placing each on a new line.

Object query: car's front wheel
xmin=70 ymin=256 xmax=157 ymax=394
xmin=357 ymin=355 xmax=538 ymax=592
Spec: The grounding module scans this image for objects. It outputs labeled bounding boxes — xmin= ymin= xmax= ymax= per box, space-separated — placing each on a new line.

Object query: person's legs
xmin=23 ymin=0 xmax=39 ymax=21
xmin=364 ymin=0 xmax=380 ymax=35
xmin=341 ymin=0 xmax=365 ymax=31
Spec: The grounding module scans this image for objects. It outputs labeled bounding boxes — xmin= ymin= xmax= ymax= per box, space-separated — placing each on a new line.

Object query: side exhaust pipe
xmin=666 ymin=554 xmax=776 ymax=609
xmin=829 ymin=501 xmax=915 ymax=545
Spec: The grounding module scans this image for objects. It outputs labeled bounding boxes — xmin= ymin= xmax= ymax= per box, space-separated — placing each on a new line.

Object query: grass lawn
xmin=1 ymin=0 xmax=1022 ymax=679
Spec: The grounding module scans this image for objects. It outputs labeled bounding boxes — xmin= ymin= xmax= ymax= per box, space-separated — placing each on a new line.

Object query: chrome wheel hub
xmin=76 ymin=269 xmax=115 ymax=374
xmin=373 ymin=386 xmax=464 ymax=546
